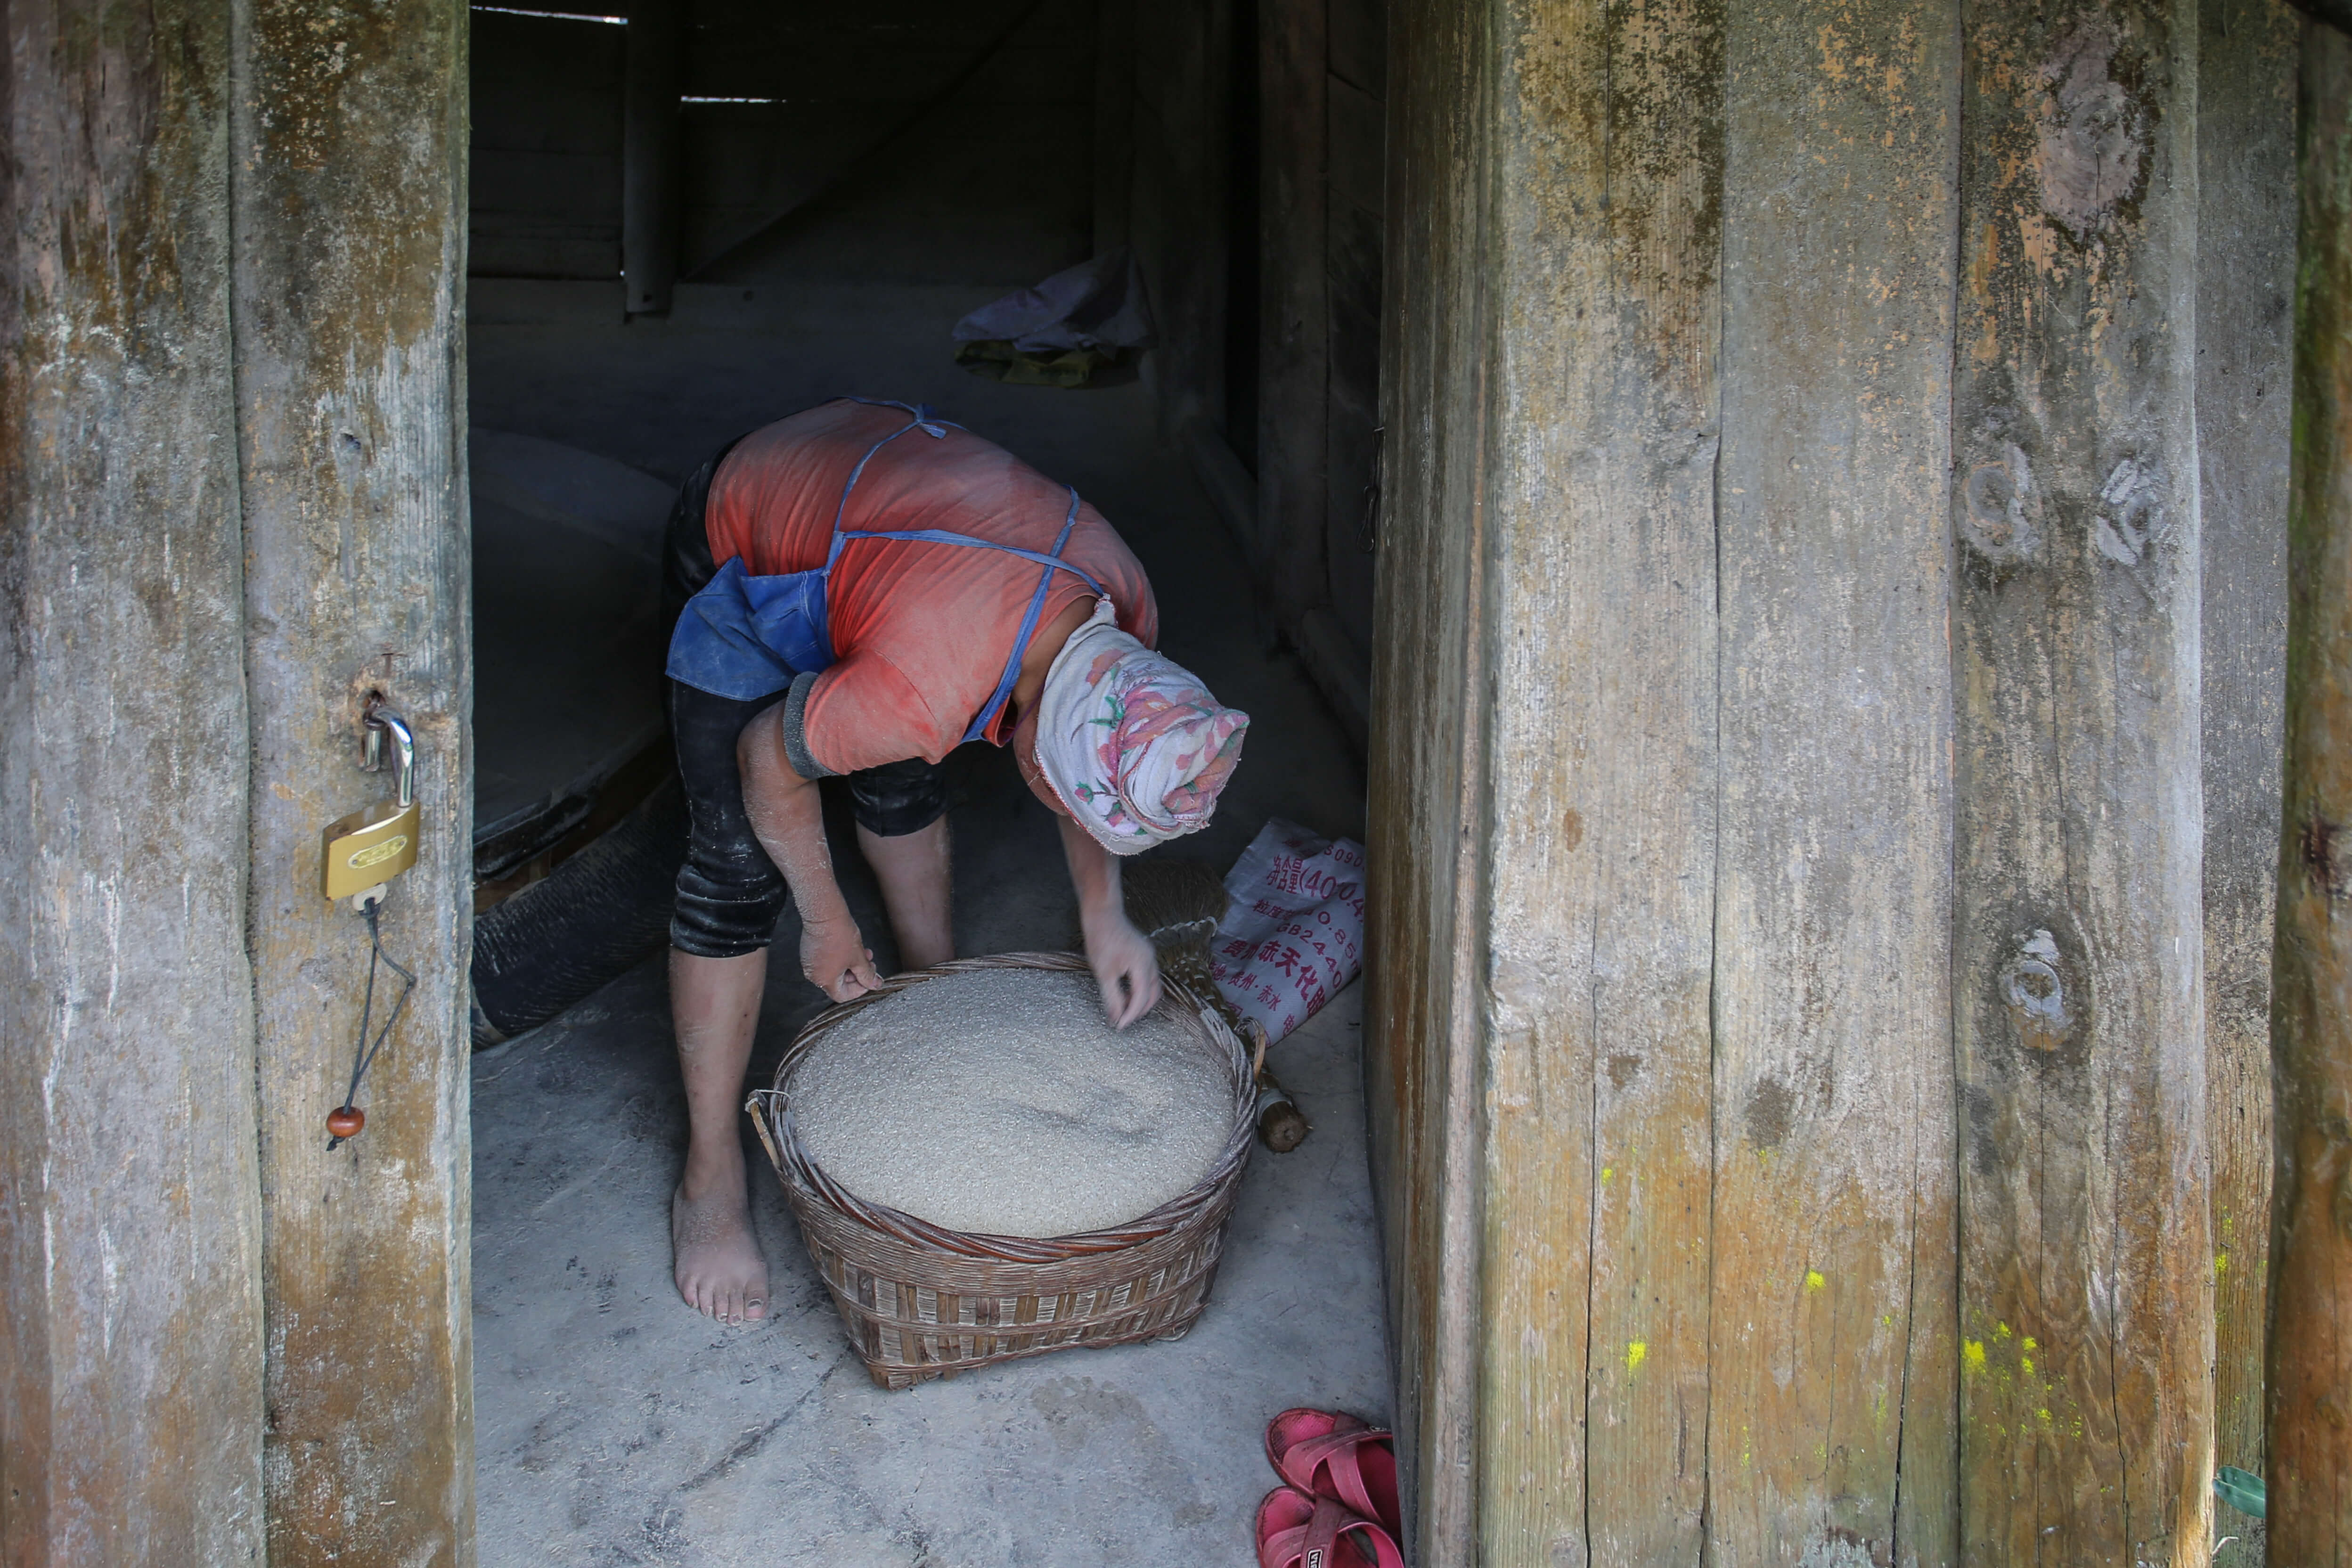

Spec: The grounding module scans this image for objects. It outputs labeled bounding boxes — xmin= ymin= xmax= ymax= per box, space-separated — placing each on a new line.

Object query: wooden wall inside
xmin=469 ymin=0 xmax=1097 ymax=292
xmin=1119 ymin=0 xmax=1386 ymax=750
xmin=1125 ymin=0 xmax=1240 ymax=441
xmin=1254 ymin=0 xmax=1386 ymax=741
xmin=471 ymin=8 xmax=627 ymax=279
xmin=2 ymin=0 xmax=476 ymax=1558
xmin=679 ymin=0 xmax=1095 ymax=285
xmin=1369 ymin=0 xmax=2297 ymax=1561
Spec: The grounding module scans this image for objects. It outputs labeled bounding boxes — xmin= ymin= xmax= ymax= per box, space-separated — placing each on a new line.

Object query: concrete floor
xmin=466 ymin=278 xmax=1390 ymax=1565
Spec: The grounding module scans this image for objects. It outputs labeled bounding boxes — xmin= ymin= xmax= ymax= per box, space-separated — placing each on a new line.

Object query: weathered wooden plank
xmin=2196 ymin=0 xmax=2296 ymax=1515
xmin=674 ymin=13 xmax=1090 ymax=279
xmin=1325 ymin=71 xmax=1383 ymax=656
xmin=1127 ymin=0 xmax=1233 ymax=438
xmin=624 ymin=0 xmax=681 ymax=315
xmin=1473 ymin=1 xmax=1725 ymax=1561
xmin=1328 ymin=69 xmax=1386 ymax=217
xmin=1094 ymin=0 xmax=1136 ymax=252
xmin=0 ymin=0 xmax=268 ymax=1559
xmin=229 ymin=0 xmax=476 ymax=1555
xmin=1950 ymin=0 xmax=2212 ymax=1560
xmin=468 ymin=11 xmax=624 ymax=281
xmin=1328 ymin=0 xmax=1384 ymax=96
xmin=681 ymin=32 xmax=1094 ymax=106
xmin=470 ymin=9 xmax=625 ymax=155
xmin=471 ymin=148 xmax=623 ymax=279
xmin=684 ymin=0 xmax=1093 ymax=58
xmin=1709 ymin=1 xmax=1961 ymax=1562
xmin=1258 ymin=0 xmax=1329 ymax=617
xmin=1365 ymin=0 xmax=1491 ymax=1555
xmin=2270 ymin=17 xmax=2352 ymax=1559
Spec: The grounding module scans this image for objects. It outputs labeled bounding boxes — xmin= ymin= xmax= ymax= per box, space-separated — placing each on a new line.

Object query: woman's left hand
xmin=1084 ymin=916 xmax=1162 ymax=1029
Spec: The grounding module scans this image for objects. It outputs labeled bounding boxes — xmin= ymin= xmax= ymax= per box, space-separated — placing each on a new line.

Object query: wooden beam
xmin=2195 ymin=0 xmax=2297 ymax=1527
xmin=1094 ymin=0 xmax=1137 ymax=253
xmin=1708 ymin=0 xmax=1961 ymax=1560
xmin=1123 ymin=0 xmax=1235 ymax=440
xmin=229 ymin=0 xmax=476 ymax=1555
xmin=2270 ymin=14 xmax=2352 ymax=1557
xmin=1479 ymin=0 xmax=1726 ymax=1562
xmin=1365 ymin=0 xmax=1494 ymax=1553
xmin=674 ymin=0 xmax=1052 ymax=281
xmin=623 ymin=0 xmax=681 ymax=315
xmin=1258 ymin=0 xmax=1329 ymax=621
xmin=1322 ymin=50 xmax=1383 ymax=653
xmin=1198 ymin=0 xmax=1241 ymax=442
xmin=0 ymin=0 xmax=269 ymax=1557
xmin=1951 ymin=0 xmax=2213 ymax=1560
xmin=1376 ymin=0 xmax=1728 ymax=1556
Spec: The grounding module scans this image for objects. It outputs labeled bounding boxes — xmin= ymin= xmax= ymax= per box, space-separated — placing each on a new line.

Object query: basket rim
xmin=747 ymin=951 xmax=1256 ymax=1264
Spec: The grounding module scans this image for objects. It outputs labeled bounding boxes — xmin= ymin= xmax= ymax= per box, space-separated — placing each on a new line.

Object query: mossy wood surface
xmin=2197 ymin=0 xmax=2298 ymax=1535
xmin=1950 ymin=0 xmax=2213 ymax=1560
xmin=1714 ymin=0 xmax=1962 ymax=1559
xmin=0 ymin=0 xmax=268 ymax=1557
xmin=230 ymin=0 xmax=477 ymax=1556
xmin=1366 ymin=0 xmax=1495 ymax=1552
xmin=2271 ymin=18 xmax=2352 ymax=1561
xmin=1368 ymin=0 xmax=2290 ymax=1562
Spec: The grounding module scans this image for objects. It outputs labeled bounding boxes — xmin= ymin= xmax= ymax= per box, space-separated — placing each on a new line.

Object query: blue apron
xmin=665 ymin=400 xmax=1108 ymax=746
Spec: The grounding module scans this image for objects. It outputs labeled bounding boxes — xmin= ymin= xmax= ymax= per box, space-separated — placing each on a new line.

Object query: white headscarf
xmin=1035 ymin=600 xmax=1250 ymax=855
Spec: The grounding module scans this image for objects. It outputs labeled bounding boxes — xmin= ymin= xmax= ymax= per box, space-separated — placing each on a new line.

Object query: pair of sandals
xmin=1254 ymin=1408 xmax=1405 ymax=1568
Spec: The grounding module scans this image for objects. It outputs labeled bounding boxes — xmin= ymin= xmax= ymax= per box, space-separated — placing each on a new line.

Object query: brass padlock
xmin=321 ymin=708 xmax=419 ymax=904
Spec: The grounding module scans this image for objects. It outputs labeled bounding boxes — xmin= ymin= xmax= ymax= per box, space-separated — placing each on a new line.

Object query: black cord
xmin=328 ymin=898 xmax=417 ymax=1150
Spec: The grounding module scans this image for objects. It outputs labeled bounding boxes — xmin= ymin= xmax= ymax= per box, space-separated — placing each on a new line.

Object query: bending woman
xmin=660 ymin=397 xmax=1250 ymax=1323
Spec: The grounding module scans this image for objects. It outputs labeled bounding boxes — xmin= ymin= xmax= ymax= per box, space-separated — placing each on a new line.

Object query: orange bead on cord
xmin=327 ymin=1105 xmax=364 ymax=1140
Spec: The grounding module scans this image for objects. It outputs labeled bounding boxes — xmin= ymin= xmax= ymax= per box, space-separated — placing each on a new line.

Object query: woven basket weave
xmin=747 ymin=952 xmax=1255 ymax=1390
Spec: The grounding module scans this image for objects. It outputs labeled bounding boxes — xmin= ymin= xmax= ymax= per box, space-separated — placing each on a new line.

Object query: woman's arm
xmin=738 ymin=705 xmax=882 ymax=1002
xmin=1059 ymin=814 xmax=1161 ymax=1028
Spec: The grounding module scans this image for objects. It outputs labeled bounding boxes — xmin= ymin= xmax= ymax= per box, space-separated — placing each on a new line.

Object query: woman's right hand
xmin=800 ymin=912 xmax=882 ymax=1002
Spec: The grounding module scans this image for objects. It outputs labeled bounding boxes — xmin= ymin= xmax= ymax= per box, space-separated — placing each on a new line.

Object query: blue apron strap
xmin=961 ymin=487 xmax=1090 ymax=744
xmin=834 ymin=528 xmax=1107 ymax=595
xmin=789 ymin=402 xmax=1111 ymax=744
xmin=823 ymin=409 xmax=956 ymax=572
xmin=839 ymin=396 xmax=958 ymax=437
xmin=818 ymin=400 xmax=1102 ymax=591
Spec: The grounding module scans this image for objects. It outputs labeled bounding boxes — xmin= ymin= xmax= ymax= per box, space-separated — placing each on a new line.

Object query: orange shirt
xmin=703 ymin=400 xmax=1159 ymax=783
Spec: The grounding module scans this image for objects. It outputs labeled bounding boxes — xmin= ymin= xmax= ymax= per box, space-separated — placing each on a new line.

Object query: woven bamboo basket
xmin=746 ymin=951 xmax=1256 ymax=1390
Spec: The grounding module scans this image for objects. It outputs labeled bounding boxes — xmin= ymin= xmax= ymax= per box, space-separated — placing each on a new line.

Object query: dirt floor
xmin=465 ymin=278 xmax=1390 ymax=1565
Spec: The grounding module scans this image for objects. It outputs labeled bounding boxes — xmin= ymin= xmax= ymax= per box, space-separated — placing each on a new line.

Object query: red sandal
xmin=1256 ymin=1486 xmax=1405 ymax=1568
xmin=1265 ymin=1408 xmax=1402 ymax=1539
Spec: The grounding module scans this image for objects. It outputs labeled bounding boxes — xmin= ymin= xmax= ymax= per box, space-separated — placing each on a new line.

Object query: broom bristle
xmin=1058 ymin=858 xmax=1242 ymax=1032
xmin=1119 ymin=858 xmax=1230 ymax=939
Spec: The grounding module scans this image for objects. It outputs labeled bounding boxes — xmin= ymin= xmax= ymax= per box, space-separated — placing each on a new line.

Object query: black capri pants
xmin=664 ymin=436 xmax=949 ymax=959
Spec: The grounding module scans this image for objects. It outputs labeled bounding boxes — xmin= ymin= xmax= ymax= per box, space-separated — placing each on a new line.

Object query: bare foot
xmin=671 ymin=1153 xmax=768 ymax=1325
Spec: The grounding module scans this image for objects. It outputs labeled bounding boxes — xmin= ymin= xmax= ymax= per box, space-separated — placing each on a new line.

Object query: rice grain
xmin=784 ymin=969 xmax=1233 ymax=1238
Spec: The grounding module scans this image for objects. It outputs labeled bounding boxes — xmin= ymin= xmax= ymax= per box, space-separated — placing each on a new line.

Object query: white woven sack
xmin=1210 ymin=819 xmax=1366 ymax=1044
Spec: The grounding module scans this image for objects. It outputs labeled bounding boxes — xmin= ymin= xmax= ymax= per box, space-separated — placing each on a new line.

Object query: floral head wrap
xmin=1035 ymin=600 xmax=1250 ymax=855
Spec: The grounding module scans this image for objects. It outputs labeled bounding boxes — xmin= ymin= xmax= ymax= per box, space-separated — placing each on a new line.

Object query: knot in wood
xmin=2001 ymin=929 xmax=2072 ymax=1053
xmin=2300 ymin=815 xmax=2347 ymax=902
